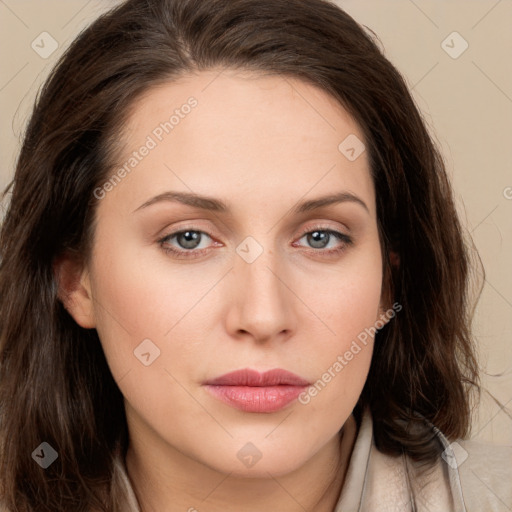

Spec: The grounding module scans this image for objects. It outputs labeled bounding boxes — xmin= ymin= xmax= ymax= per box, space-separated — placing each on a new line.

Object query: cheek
xmin=88 ymin=231 xmax=224 ymax=385
xmin=301 ymin=240 xmax=383 ymax=349
xmin=293 ymin=245 xmax=382 ymax=414
xmin=88 ymin=241 xmax=209 ymax=435
xmin=91 ymin=224 xmax=227 ymax=331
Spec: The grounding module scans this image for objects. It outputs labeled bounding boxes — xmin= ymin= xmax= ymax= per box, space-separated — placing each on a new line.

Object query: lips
xmin=203 ymin=368 xmax=310 ymax=413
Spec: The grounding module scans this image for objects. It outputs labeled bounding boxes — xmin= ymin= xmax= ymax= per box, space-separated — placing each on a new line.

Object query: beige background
xmin=0 ymin=0 xmax=511 ymax=444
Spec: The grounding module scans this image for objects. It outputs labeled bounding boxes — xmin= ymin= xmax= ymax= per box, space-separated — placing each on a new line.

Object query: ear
xmin=53 ymin=252 xmax=96 ymax=329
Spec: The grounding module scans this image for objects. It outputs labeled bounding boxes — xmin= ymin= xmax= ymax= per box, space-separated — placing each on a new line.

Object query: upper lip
xmin=204 ymin=368 xmax=310 ymax=386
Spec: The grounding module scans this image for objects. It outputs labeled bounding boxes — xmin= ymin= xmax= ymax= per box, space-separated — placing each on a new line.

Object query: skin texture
xmin=59 ymin=69 xmax=389 ymax=511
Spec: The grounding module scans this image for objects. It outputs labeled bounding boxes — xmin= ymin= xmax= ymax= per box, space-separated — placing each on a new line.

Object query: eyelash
xmin=158 ymin=224 xmax=353 ymax=260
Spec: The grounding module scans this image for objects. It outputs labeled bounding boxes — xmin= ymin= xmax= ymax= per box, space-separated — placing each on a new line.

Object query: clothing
xmin=112 ymin=406 xmax=511 ymax=511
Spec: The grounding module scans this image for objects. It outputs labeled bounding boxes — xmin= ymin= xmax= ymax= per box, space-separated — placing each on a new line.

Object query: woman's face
xmin=74 ymin=69 xmax=386 ymax=477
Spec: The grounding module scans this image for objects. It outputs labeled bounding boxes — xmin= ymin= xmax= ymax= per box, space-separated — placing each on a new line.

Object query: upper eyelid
xmin=161 ymin=223 xmax=348 ymax=236
xmin=160 ymin=216 xmax=350 ymax=235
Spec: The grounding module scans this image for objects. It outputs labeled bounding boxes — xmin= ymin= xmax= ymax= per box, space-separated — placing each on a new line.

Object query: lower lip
xmin=204 ymin=385 xmax=308 ymax=413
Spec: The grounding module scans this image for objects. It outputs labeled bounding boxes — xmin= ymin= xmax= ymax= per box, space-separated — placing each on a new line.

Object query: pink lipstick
xmin=203 ymin=368 xmax=310 ymax=413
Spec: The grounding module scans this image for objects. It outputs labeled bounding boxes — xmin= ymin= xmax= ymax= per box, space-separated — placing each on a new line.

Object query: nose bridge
xmin=228 ymin=234 xmax=294 ymax=340
xmin=236 ymin=234 xmax=285 ymax=302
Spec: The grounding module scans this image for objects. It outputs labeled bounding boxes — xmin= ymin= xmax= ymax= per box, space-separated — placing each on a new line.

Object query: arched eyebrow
xmin=291 ymin=192 xmax=369 ymax=214
xmin=132 ymin=191 xmax=369 ymax=215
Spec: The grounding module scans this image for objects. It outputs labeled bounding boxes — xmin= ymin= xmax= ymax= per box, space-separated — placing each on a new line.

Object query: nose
xmin=224 ymin=243 xmax=297 ymax=344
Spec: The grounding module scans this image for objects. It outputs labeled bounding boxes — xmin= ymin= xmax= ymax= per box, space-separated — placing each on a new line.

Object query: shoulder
xmin=405 ymin=434 xmax=512 ymax=512
xmin=453 ymin=438 xmax=512 ymax=511
xmin=364 ymin=437 xmax=512 ymax=512
xmin=338 ymin=406 xmax=512 ymax=512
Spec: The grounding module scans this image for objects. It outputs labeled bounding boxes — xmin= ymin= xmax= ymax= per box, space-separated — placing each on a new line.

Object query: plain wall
xmin=0 ymin=0 xmax=510 ymax=444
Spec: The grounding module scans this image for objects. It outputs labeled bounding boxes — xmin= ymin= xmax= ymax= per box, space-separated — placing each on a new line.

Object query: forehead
xmin=102 ymin=69 xmax=375 ymax=217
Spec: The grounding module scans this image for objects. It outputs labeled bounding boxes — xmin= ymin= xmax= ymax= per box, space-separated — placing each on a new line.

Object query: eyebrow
xmin=133 ymin=191 xmax=369 ymax=214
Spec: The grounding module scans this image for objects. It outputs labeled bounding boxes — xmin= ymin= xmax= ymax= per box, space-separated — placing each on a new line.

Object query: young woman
xmin=0 ymin=0 xmax=510 ymax=510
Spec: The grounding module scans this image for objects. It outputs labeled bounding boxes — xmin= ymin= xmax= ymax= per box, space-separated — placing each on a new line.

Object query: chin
xmin=200 ymin=440 xmax=315 ymax=478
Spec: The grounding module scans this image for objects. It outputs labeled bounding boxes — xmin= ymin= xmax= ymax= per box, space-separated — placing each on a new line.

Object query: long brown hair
xmin=0 ymin=0 xmax=481 ymax=509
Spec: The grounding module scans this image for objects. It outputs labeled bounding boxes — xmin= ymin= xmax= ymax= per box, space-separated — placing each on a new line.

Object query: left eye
xmin=295 ymin=229 xmax=351 ymax=251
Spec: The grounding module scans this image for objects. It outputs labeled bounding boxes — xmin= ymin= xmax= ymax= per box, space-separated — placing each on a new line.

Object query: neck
xmin=125 ymin=415 xmax=357 ymax=512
